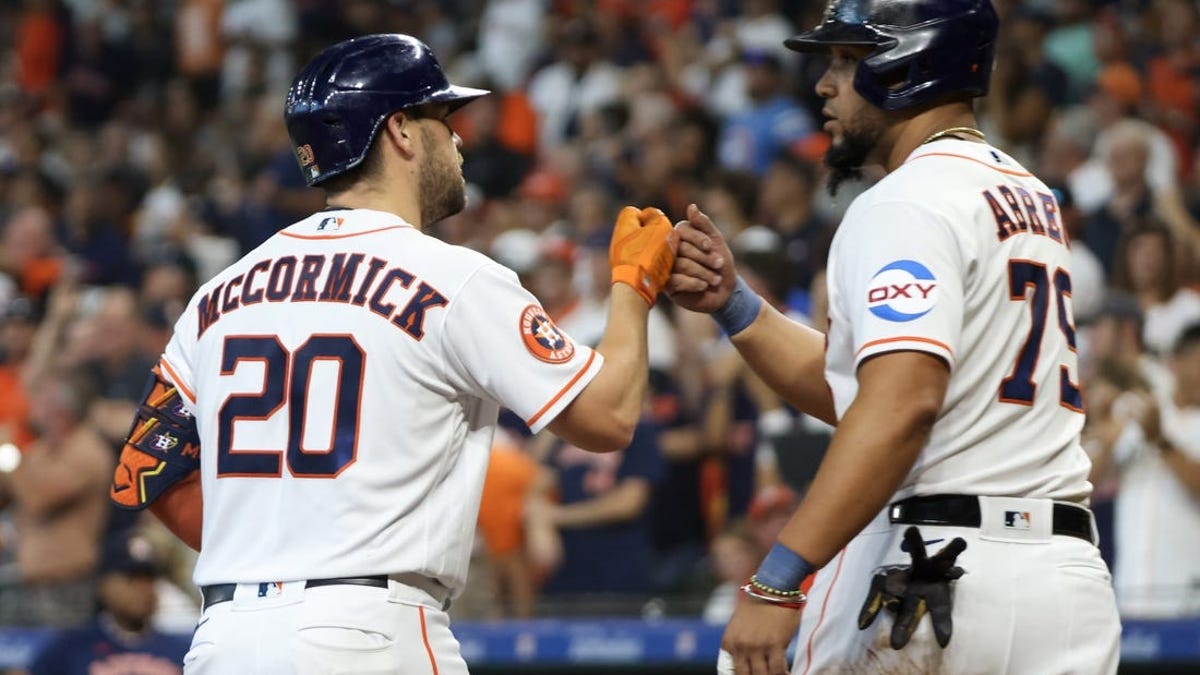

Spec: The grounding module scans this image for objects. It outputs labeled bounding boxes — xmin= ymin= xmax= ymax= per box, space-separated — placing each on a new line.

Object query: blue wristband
xmin=713 ymin=275 xmax=763 ymax=337
xmin=754 ymin=542 xmax=815 ymax=592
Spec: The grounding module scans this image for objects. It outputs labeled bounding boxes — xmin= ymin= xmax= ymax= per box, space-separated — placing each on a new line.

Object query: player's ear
xmin=382 ymin=112 xmax=418 ymax=158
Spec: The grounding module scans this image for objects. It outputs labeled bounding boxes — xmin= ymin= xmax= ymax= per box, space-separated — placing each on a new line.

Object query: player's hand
xmin=665 ymin=204 xmax=736 ymax=313
xmin=858 ymin=526 xmax=967 ymax=649
xmin=610 ymin=206 xmax=679 ymax=306
xmin=720 ymin=597 xmax=800 ymax=675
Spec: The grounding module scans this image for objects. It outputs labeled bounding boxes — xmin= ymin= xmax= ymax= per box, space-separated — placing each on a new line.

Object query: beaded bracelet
xmin=748 ymin=575 xmax=803 ymax=597
xmin=739 ymin=583 xmax=807 ymax=610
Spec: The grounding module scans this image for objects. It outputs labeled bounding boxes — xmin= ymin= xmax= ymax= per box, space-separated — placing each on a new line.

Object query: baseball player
xmin=107 ymin=34 xmax=677 ymax=674
xmin=668 ymin=1 xmax=1121 ymax=673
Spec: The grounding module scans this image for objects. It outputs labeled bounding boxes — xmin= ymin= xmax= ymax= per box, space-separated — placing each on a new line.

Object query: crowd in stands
xmin=0 ymin=1 xmax=1198 ymax=661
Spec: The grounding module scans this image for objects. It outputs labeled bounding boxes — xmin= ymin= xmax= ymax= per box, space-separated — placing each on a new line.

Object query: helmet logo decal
xmin=296 ymin=144 xmax=321 ymax=182
xmin=296 ymin=144 xmax=316 ymax=166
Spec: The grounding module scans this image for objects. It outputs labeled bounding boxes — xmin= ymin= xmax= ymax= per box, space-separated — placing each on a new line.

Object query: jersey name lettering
xmin=197 ymin=253 xmax=448 ymax=339
xmin=982 ymin=186 xmax=1065 ymax=245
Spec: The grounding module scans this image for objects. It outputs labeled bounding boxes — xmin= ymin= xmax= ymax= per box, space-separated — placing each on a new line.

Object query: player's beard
xmin=418 ymin=126 xmax=467 ymax=226
xmin=824 ymin=109 xmax=886 ymax=197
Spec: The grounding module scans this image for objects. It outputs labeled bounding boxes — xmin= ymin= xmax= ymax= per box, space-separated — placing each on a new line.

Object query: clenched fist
xmin=610 ymin=206 xmax=679 ymax=306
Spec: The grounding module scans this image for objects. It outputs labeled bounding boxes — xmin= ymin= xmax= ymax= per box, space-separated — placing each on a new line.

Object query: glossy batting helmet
xmin=285 ymin=34 xmax=489 ymax=186
xmin=786 ymin=0 xmax=998 ymax=111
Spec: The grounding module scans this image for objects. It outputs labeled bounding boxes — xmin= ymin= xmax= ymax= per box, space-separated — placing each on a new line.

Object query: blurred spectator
xmin=1050 ymin=184 xmax=1105 ymax=324
xmin=646 ymin=369 xmax=707 ymax=594
xmin=527 ymin=234 xmax=580 ymax=321
xmin=0 ymin=368 xmax=110 ymax=626
xmin=701 ymin=520 xmax=757 ymax=624
xmin=0 ymin=297 xmax=39 ymax=449
xmin=475 ymin=0 xmax=545 ymax=92
xmin=1111 ymin=223 xmax=1200 ymax=357
xmin=58 ymin=174 xmax=140 ymax=288
xmin=219 ymin=0 xmax=298 ymax=106
xmin=716 ymin=50 xmax=813 ymax=176
xmin=175 ymin=0 xmax=225 ymax=111
xmin=1145 ymin=0 xmax=1199 ymax=182
xmin=1042 ymin=0 xmax=1101 ymax=104
xmin=236 ymin=94 xmax=324 ymax=252
xmin=527 ymin=17 xmax=622 ymax=152
xmin=987 ymin=5 xmax=1067 ymax=164
xmin=1072 ymin=66 xmax=1179 ymax=215
xmin=534 ymin=420 xmax=664 ymax=596
xmin=757 ymin=152 xmax=832 ymax=306
xmin=473 ymin=432 xmax=552 ymax=619
xmin=1 ymin=206 xmax=63 ymax=299
xmin=27 ymin=533 xmax=190 ymax=674
xmin=1081 ymin=292 xmax=1172 ymax=397
xmin=701 ymin=169 xmax=760 ymax=241
xmin=63 ymin=18 xmax=132 ymax=130
xmin=1090 ymin=324 xmax=1200 ymax=618
xmin=1084 ymin=121 xmax=1163 ymax=274
xmin=516 ymin=168 xmax=569 ymax=235
xmin=460 ymin=91 xmax=535 ymax=200
xmin=13 ymin=0 xmax=68 ymax=102
xmin=701 ymin=484 xmax=800 ymax=624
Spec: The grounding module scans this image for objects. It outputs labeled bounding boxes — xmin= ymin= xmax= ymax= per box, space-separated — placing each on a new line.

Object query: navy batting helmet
xmin=285 ymin=34 xmax=489 ymax=186
xmin=786 ymin=0 xmax=998 ymax=111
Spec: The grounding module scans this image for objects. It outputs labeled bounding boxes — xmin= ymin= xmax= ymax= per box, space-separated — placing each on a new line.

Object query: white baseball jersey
xmin=157 ymin=208 xmax=602 ymax=592
xmin=824 ymin=141 xmax=1094 ymax=502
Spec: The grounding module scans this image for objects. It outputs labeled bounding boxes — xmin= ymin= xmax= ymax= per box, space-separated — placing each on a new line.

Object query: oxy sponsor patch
xmin=866 ymin=260 xmax=938 ymax=322
xmin=520 ymin=304 xmax=575 ymax=363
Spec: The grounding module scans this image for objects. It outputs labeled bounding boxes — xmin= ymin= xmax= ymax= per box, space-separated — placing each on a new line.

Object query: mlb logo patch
xmin=1004 ymin=510 xmax=1032 ymax=530
xmin=317 ymin=216 xmax=344 ymax=231
xmin=257 ymin=581 xmax=284 ymax=598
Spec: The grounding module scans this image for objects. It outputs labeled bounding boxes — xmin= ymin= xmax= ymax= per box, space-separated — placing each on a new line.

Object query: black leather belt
xmin=889 ymin=494 xmax=1095 ymax=544
xmin=201 ymin=575 xmax=389 ymax=611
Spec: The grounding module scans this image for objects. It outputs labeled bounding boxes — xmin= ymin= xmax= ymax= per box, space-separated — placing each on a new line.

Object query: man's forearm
xmin=774 ymin=353 xmax=946 ymax=567
xmin=592 ymin=285 xmax=652 ymax=420
xmin=731 ymin=304 xmax=837 ymax=425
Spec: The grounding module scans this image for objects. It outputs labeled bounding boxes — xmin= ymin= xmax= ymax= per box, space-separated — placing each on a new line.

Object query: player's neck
xmin=884 ymin=103 xmax=982 ymax=173
xmin=324 ymin=182 xmax=421 ymax=229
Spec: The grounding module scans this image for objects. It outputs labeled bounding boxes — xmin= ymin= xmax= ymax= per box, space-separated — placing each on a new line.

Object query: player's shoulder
xmin=898 ymin=141 xmax=1035 ymax=184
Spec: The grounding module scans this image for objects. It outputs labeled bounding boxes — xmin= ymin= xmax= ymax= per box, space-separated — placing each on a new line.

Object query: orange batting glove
xmin=610 ymin=206 xmax=679 ymax=306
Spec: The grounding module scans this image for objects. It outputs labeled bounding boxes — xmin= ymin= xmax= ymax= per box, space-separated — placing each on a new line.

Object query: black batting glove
xmin=857 ymin=526 xmax=967 ymax=649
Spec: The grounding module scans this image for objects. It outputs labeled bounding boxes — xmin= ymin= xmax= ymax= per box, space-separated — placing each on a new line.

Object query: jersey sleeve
xmin=834 ymin=201 xmax=966 ymax=369
xmin=440 ymin=263 xmax=604 ymax=433
xmin=159 ymin=292 xmax=203 ymax=412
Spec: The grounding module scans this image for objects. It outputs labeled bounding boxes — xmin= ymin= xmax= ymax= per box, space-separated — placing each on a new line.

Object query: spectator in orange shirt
xmin=476 ymin=434 xmax=555 ymax=618
xmin=0 ymin=296 xmax=38 ymax=449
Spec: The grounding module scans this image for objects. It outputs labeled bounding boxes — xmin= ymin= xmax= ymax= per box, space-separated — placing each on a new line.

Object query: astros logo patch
xmin=866 ymin=259 xmax=938 ymax=322
xmin=520 ymin=304 xmax=574 ymax=364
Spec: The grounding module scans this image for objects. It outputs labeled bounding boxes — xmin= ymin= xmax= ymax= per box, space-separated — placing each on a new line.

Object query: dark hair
xmin=707 ymin=169 xmax=760 ymax=220
xmin=1110 ymin=222 xmax=1179 ymax=303
xmin=319 ymin=132 xmax=387 ymax=196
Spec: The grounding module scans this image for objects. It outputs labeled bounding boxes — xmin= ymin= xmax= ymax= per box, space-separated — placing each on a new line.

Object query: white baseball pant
xmin=182 ymin=578 xmax=468 ymax=674
xmin=787 ymin=496 xmax=1121 ymax=674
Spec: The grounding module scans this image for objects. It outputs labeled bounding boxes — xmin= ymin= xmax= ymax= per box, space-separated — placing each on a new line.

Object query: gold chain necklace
xmin=922 ymin=126 xmax=987 ymax=145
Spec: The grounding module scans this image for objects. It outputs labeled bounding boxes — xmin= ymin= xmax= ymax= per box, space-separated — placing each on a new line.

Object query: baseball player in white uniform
xmin=108 ymin=35 xmax=678 ymax=674
xmin=668 ymin=1 xmax=1121 ymax=673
